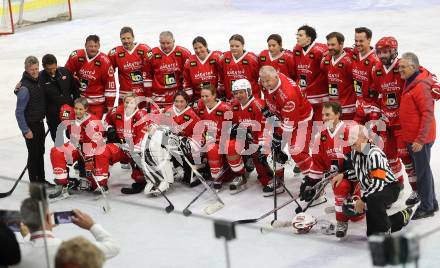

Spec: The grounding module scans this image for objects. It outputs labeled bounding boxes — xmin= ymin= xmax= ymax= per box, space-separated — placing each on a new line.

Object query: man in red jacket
xmin=399 ymin=52 xmax=438 ymax=219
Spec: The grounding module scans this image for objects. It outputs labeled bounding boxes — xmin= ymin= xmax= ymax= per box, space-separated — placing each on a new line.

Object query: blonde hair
xmin=55 ymin=237 xmax=105 ymax=268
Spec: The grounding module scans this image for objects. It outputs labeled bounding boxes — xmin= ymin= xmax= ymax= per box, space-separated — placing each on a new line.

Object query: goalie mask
xmin=342 ymin=196 xmax=364 ymax=217
xmin=292 ymin=213 xmax=317 ymax=234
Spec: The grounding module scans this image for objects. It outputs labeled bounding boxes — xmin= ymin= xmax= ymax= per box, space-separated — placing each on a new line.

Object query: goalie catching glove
xmin=299 ymin=176 xmax=320 ymax=202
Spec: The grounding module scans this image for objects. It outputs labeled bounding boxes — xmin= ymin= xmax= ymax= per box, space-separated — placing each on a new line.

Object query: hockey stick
xmin=0 ymin=129 xmax=50 ymax=198
xmin=233 ymin=195 xmax=298 ymax=225
xmin=119 ymin=142 xmax=175 ymax=213
xmin=76 ymin=149 xmax=111 ymax=213
xmin=183 ymin=188 xmax=207 ymax=216
xmin=169 ymin=134 xmax=224 ymax=215
xmin=294 ymin=172 xmax=336 ymax=214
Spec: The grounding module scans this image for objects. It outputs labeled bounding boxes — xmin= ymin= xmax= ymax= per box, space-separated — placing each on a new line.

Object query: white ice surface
xmin=1 ymin=0 xmax=440 ymax=267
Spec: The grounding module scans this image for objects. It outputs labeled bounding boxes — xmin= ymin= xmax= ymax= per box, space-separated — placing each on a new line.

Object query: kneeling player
xmin=95 ymin=93 xmax=148 ymax=194
xmin=300 ymin=102 xmax=364 ymax=238
xmin=50 ymin=98 xmax=105 ymax=196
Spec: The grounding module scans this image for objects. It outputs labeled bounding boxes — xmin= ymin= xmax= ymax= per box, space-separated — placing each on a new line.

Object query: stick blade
xmin=203 ymin=201 xmax=224 ymax=215
xmin=232 ymin=218 xmax=258 ymax=225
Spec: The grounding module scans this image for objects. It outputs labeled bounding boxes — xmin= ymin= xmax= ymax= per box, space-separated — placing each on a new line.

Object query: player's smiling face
xmin=229 ymin=40 xmax=244 ymax=59
xmin=160 ymin=36 xmax=175 ymax=54
xmin=233 ymin=89 xmax=248 ymax=105
xmin=85 ymin=40 xmax=100 ymax=59
xmin=174 ymin=95 xmax=187 ymax=111
xmin=201 ymin=88 xmax=216 ymax=107
xmin=376 ymin=48 xmax=393 ymax=66
xmin=259 ymin=74 xmax=278 ymax=91
xmin=322 ymin=106 xmax=339 ymax=130
xmin=26 ymin=63 xmax=39 ymax=80
xmin=120 ymin=32 xmax=135 ymax=51
xmin=327 ymin=37 xmax=342 ymax=57
xmin=124 ymin=96 xmax=137 ymax=113
xmin=296 ymin=30 xmax=310 ymax=47
xmin=354 ymin=32 xmax=370 ymax=54
xmin=193 ymin=42 xmax=208 ymax=60
xmin=267 ymin=39 xmax=282 ymax=56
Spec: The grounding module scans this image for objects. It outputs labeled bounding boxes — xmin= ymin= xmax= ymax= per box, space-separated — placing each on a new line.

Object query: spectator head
xmin=85 ymin=34 xmax=100 ymax=59
xmin=326 ymin=32 xmax=345 ymax=57
xmin=399 ymin=52 xmax=420 ymax=80
xmin=120 ymin=26 xmax=135 ymax=50
xmin=259 ymin=65 xmax=279 ymax=91
xmin=20 ymin=197 xmax=50 ymax=233
xmin=297 ymin=25 xmax=317 ymax=46
xmin=55 ymin=237 xmax=105 ymax=268
xmin=159 ymin=31 xmax=175 ymax=54
xmin=24 ymin=56 xmax=39 ymax=80
xmin=42 ymin=54 xmax=58 ymax=77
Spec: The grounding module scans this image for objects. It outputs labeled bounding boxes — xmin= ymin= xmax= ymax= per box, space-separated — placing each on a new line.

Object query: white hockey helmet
xmin=232 ymin=79 xmax=252 ymax=99
xmin=292 ymin=213 xmax=317 ymax=234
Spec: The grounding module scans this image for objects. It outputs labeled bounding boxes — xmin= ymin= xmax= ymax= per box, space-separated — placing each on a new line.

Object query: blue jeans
xmin=408 ymin=143 xmax=438 ymax=211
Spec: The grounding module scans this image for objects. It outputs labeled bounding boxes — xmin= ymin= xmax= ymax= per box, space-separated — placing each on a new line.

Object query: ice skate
xmin=336 ymin=221 xmax=348 ymax=238
xmin=262 ymin=179 xmax=285 ymax=197
xmin=229 ymin=175 xmax=247 ymax=195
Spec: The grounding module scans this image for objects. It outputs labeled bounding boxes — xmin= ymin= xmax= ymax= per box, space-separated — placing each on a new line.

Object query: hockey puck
xmin=183 ymin=209 xmax=192 ymax=216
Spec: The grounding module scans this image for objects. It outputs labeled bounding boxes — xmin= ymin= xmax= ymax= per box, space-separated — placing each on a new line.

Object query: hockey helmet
xmin=232 ymin=79 xmax=252 ymax=99
xmin=375 ymin=36 xmax=398 ymax=51
xmin=342 ymin=196 xmax=364 ymax=217
xmin=292 ymin=213 xmax=317 ymax=234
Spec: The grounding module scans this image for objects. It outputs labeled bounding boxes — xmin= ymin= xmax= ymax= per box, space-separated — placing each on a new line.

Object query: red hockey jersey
xmin=261 ymin=73 xmax=313 ymax=134
xmin=231 ymin=97 xmax=267 ymax=144
xmin=351 ymin=49 xmax=379 ymax=107
xmin=309 ymin=121 xmax=352 ymax=180
xmin=145 ymin=46 xmax=191 ymax=107
xmin=292 ymin=42 xmax=329 ymax=106
xmin=68 ymin=113 xmax=105 ymax=157
xmin=321 ymin=51 xmax=356 ymax=117
xmin=182 ymin=51 xmax=223 ymax=103
xmin=195 ymin=100 xmax=232 ymax=143
xmin=219 ymin=51 xmax=260 ymax=101
xmin=161 ymin=105 xmax=202 ymax=139
xmin=258 ymin=49 xmax=295 ymax=79
xmin=105 ymin=104 xmax=148 ymax=147
xmin=65 ymin=49 xmax=116 ymax=109
xmin=108 ymin=43 xmax=151 ymax=99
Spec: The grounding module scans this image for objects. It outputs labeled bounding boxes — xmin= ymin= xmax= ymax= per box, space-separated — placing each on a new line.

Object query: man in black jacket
xmin=39 ymin=54 xmax=79 ymax=141
xmin=15 ymin=56 xmax=48 ymax=184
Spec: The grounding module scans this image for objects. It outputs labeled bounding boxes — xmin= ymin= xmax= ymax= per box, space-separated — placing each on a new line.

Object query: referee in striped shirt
xmin=340 ymin=125 xmax=412 ymax=236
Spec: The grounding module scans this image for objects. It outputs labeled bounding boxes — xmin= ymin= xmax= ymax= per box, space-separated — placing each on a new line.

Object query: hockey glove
xmin=106 ymin=127 xmax=118 ymax=143
xmin=271 ymin=133 xmax=283 ymax=152
xmin=229 ymin=124 xmax=239 ymax=139
xmin=179 ymin=137 xmax=192 ymax=155
xmin=299 ymin=176 xmax=320 ymax=202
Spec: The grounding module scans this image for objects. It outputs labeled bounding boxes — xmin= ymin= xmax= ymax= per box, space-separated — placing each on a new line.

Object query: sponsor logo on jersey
xmin=282 ymin=101 xmax=296 ymax=112
xmin=352 ymin=54 xmax=357 ymax=60
xmin=190 ymin=61 xmax=197 ymax=67
xmin=242 ymin=59 xmax=249 ymax=65
xmin=70 ymin=50 xmax=78 ymax=58
xmin=279 ymin=58 xmax=285 ymax=64
xmin=339 ymin=133 xmax=345 ymax=139
xmin=183 ymin=114 xmax=191 ymax=121
xmin=309 ymin=53 xmax=315 ymax=59
xmin=225 ymin=58 xmax=231 ymax=64
xmin=209 ymin=59 xmax=216 ymax=64
xmin=78 ymin=57 xmax=85 ymax=62
xmin=233 ymin=105 xmax=239 ymax=111
xmin=295 ymin=51 xmax=301 ymax=56
xmin=199 ymin=110 xmax=205 ymax=115
xmin=376 ymin=70 xmax=383 ymax=76
xmin=155 ymin=54 xmax=162 ymax=59
xmin=260 ymin=56 xmax=266 ymax=62
xmin=216 ymin=111 xmax=224 ymax=116
xmin=164 ymin=112 xmax=171 ymax=117
xmin=137 ymin=50 xmax=144 ymax=55
xmin=338 ymin=63 xmax=344 ymax=68
xmin=247 ymin=107 xmax=253 ymax=112
xmin=321 ymin=134 xmax=327 ymax=141
xmin=393 ymin=68 xmax=399 ymax=73
xmin=116 ymin=114 xmax=122 ymax=120
xmin=175 ymin=51 xmax=182 ymax=57
xmin=147 ymin=51 xmax=153 ymax=59
xmin=324 ymin=60 xmax=330 ymax=65
xmin=118 ymin=52 xmax=125 ymax=58
xmin=95 ymin=60 xmax=102 ymax=66
xmin=365 ymin=59 xmax=370 ymax=65
xmin=109 ymin=48 xmax=116 ymax=56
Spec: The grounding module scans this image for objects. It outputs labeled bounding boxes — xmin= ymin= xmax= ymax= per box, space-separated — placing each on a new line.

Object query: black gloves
xmin=299 ymin=176 xmax=320 ymax=202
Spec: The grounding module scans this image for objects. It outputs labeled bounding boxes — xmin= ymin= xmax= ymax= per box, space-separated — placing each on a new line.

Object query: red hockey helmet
xmin=375 ymin=36 xmax=398 ymax=50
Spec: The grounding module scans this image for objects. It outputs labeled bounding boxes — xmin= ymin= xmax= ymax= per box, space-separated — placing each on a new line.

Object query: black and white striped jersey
xmin=346 ymin=143 xmax=397 ymax=201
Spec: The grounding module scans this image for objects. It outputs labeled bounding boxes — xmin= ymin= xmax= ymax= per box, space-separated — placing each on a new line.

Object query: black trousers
xmin=24 ymin=121 xmax=46 ymax=183
xmin=366 ymin=183 xmax=406 ymax=236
